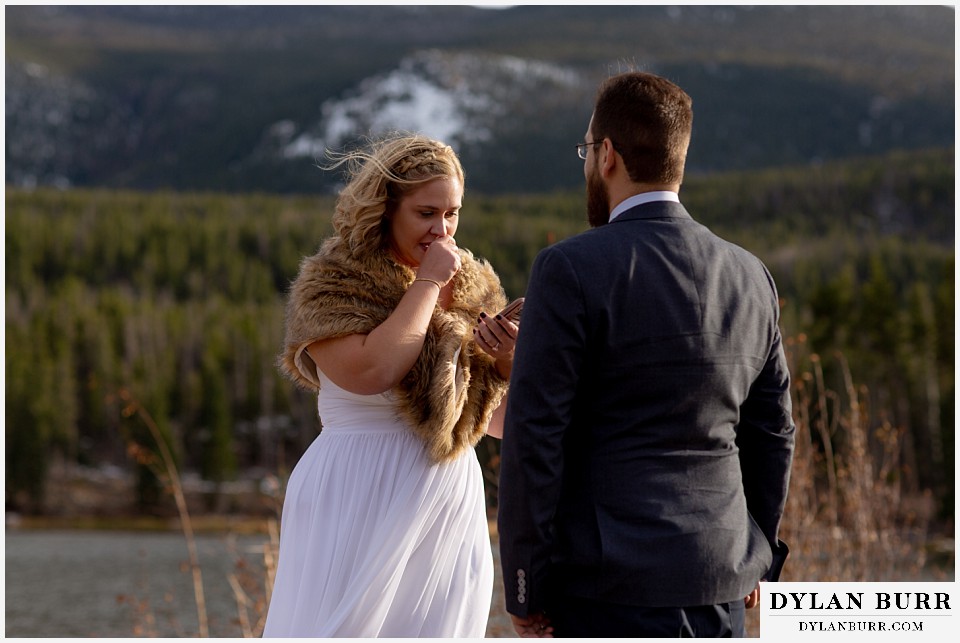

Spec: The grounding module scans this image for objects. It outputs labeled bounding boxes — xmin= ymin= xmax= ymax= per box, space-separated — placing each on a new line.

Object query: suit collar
xmin=609 ymin=199 xmax=692 ymax=223
xmin=609 ymin=191 xmax=679 ymax=221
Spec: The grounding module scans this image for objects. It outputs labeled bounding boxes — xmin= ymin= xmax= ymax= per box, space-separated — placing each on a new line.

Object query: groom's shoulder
xmin=540 ymin=226 xmax=610 ymax=259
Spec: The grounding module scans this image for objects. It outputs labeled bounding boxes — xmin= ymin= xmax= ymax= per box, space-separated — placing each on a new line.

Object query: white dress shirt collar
xmin=609 ymin=191 xmax=680 ymax=222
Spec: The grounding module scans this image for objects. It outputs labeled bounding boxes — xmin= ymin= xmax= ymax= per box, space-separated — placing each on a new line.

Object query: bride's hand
xmin=417 ymin=234 xmax=461 ymax=286
xmin=473 ymin=311 xmax=518 ymax=360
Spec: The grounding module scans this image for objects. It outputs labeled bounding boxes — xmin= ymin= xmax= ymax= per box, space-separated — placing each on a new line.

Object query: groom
xmin=497 ymin=71 xmax=796 ymax=637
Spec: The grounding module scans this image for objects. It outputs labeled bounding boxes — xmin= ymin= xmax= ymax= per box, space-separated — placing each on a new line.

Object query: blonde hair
xmin=324 ymin=133 xmax=465 ymax=257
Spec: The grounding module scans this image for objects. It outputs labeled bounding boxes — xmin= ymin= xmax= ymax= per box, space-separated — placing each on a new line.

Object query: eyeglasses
xmin=576 ymin=141 xmax=603 ymax=160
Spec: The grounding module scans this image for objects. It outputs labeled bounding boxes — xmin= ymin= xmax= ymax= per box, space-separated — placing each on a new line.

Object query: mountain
xmin=5 ymin=4 xmax=954 ymax=195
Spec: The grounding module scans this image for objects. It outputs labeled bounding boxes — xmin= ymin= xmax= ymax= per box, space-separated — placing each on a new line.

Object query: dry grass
xmin=777 ymin=335 xmax=939 ymax=583
xmin=116 ymin=387 xmax=209 ymax=638
xmin=224 ymin=517 xmax=280 ymax=637
xmin=740 ymin=335 xmax=949 ymax=637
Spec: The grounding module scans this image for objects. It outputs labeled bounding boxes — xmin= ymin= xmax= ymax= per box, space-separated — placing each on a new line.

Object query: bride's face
xmin=386 ymin=177 xmax=462 ymax=268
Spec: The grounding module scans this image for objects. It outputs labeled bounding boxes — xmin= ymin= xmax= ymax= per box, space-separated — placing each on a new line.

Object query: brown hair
xmin=590 ymin=72 xmax=692 ymax=185
xmin=325 ymin=133 xmax=465 ymax=257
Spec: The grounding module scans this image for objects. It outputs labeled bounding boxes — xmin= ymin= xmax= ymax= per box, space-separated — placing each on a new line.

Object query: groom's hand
xmin=744 ymin=583 xmax=761 ymax=609
xmin=510 ymin=613 xmax=554 ymax=638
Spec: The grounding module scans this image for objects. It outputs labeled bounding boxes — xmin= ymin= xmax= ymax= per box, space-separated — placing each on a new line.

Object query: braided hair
xmin=324 ymin=133 xmax=465 ymax=258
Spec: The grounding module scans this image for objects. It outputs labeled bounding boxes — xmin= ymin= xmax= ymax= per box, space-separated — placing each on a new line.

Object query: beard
xmin=586 ymin=164 xmax=611 ymax=228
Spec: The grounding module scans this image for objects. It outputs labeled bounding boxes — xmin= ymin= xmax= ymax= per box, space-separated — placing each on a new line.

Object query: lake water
xmin=5 ymin=528 xmax=517 ymax=638
xmin=7 ymin=527 xmax=951 ymax=638
xmin=5 ymin=529 xmax=272 ymax=638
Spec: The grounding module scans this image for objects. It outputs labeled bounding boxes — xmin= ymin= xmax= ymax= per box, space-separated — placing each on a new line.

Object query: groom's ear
xmin=599 ymin=138 xmax=618 ymax=177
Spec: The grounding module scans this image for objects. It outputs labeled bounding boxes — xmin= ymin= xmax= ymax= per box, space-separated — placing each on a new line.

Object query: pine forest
xmin=5 ymin=147 xmax=955 ymax=542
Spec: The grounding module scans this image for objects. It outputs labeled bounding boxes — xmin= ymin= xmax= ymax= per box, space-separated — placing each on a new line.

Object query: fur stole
xmin=280 ymin=237 xmax=509 ymax=463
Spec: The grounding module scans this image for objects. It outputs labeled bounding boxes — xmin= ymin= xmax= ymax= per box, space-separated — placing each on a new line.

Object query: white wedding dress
xmin=262 ymin=369 xmax=493 ymax=638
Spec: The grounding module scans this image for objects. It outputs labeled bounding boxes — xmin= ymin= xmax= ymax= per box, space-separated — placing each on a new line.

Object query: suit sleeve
xmin=737 ymin=269 xmax=796 ymax=580
xmin=497 ymin=245 xmax=586 ymax=616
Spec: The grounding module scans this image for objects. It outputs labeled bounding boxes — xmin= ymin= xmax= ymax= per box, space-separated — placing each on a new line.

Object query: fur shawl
xmin=280 ymin=236 xmax=509 ymax=462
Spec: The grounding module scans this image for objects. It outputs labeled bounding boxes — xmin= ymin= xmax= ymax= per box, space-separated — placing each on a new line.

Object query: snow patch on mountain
xmin=5 ymin=61 xmax=99 ymax=188
xmin=274 ymin=50 xmax=584 ymax=159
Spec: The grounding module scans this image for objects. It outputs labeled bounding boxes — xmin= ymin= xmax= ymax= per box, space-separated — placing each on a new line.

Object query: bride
xmin=263 ymin=134 xmax=518 ymax=637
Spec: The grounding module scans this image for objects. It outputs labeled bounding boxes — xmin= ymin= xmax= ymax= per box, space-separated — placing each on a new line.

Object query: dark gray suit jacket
xmin=498 ymin=200 xmax=795 ymax=616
